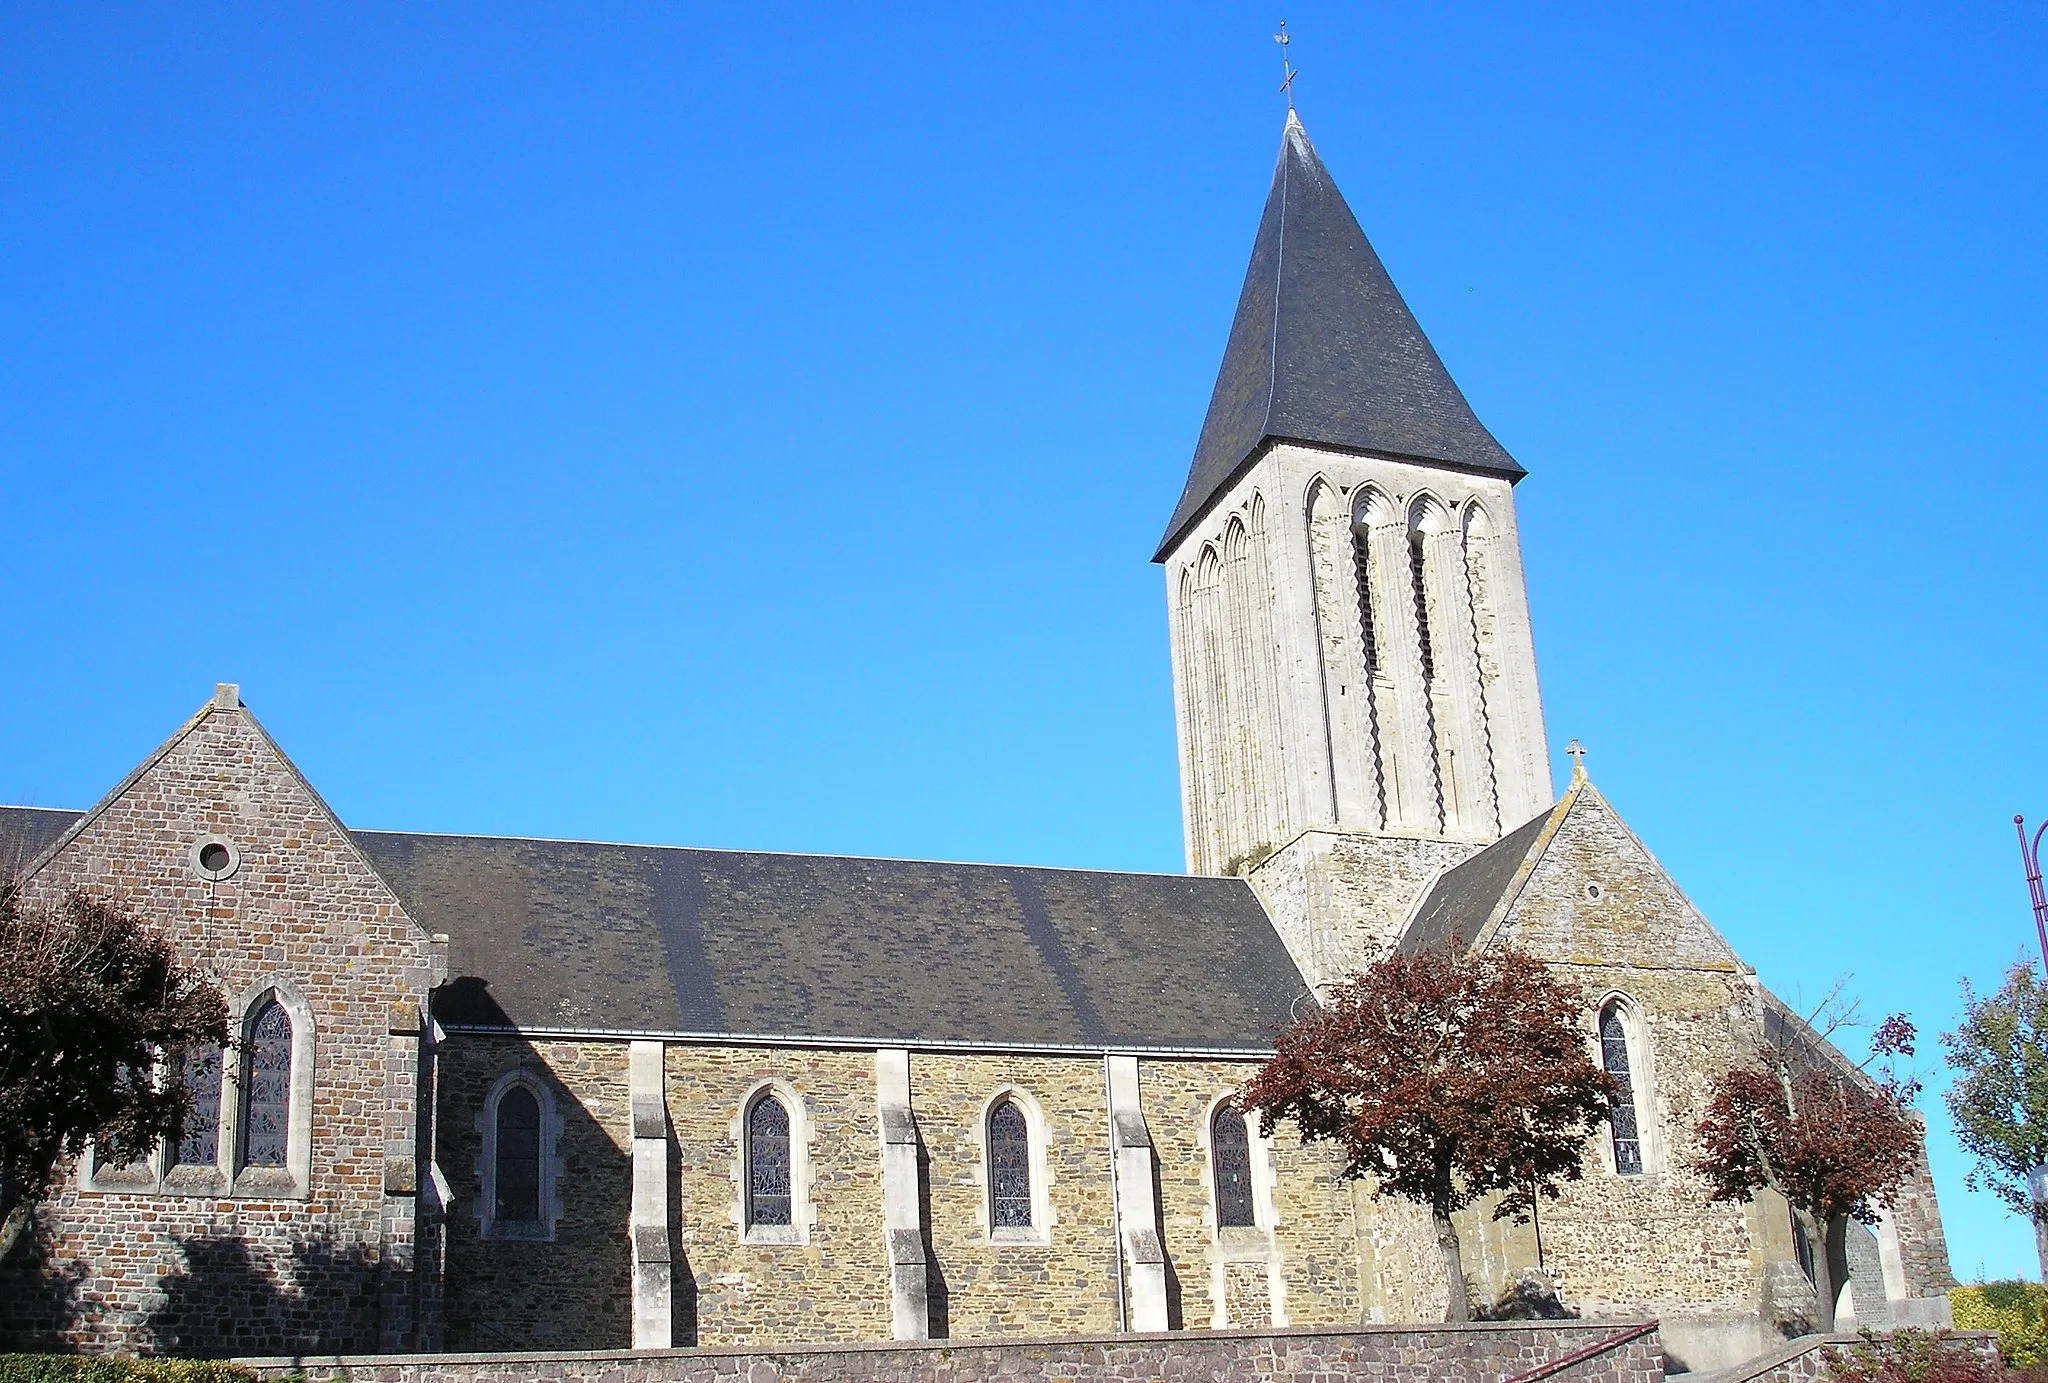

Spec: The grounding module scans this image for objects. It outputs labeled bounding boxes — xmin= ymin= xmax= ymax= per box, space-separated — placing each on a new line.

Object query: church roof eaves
xmin=437 ymin=1022 xmax=1276 ymax=1061
xmin=1154 ymin=112 xmax=1522 ymax=563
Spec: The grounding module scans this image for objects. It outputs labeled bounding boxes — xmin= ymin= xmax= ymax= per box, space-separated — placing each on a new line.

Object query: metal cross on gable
xmin=1274 ymin=21 xmax=1298 ymax=109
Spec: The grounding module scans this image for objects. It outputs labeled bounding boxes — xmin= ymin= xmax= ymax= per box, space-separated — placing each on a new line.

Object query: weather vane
xmin=1274 ymin=21 xmax=1298 ymax=110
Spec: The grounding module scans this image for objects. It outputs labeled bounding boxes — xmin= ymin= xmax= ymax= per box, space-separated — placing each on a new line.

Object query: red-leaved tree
xmin=1692 ymin=1005 xmax=1923 ymax=1332
xmin=0 ymin=880 xmax=227 ymax=1262
xmin=1238 ymin=945 xmax=1615 ymax=1322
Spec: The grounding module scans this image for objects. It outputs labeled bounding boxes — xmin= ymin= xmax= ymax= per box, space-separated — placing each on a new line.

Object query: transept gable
xmin=16 ymin=684 xmax=432 ymax=965
xmin=1475 ymin=774 xmax=1743 ymax=974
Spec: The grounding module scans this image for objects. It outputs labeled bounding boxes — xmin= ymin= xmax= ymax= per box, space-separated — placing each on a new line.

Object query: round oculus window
xmin=1584 ymin=881 xmax=1604 ymax=901
xmin=191 ymin=837 xmax=240 ymax=882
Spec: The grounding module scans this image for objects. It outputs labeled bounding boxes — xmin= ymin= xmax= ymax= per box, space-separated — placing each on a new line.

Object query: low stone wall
xmin=1683 ymin=1329 xmax=2001 ymax=1383
xmin=243 ymin=1320 xmax=1662 ymax=1383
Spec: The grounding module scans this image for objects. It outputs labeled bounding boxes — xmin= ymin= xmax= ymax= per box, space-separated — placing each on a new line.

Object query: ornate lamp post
xmin=2017 ymin=816 xmax=2048 ymax=968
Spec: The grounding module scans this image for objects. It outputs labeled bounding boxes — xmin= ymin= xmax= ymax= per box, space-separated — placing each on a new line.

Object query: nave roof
xmin=0 ymin=804 xmax=1310 ymax=1054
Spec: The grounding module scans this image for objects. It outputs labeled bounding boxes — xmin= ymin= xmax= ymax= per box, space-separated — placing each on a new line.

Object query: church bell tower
xmin=1158 ymin=112 xmax=1551 ymax=876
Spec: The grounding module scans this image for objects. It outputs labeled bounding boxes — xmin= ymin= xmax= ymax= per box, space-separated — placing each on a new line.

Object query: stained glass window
xmin=241 ymin=999 xmax=292 ymax=1169
xmin=989 ymin=1098 xmax=1032 ymax=1229
xmin=495 ymin=1086 xmax=542 ymax=1222
xmin=174 ymin=1043 xmax=223 ymax=1168
xmin=1211 ymin=1105 xmax=1256 ymax=1228
xmin=1601 ymin=1004 xmax=1643 ymax=1175
xmin=747 ymin=1095 xmax=792 ymax=1228
xmin=1792 ymin=1217 xmax=1816 ymax=1285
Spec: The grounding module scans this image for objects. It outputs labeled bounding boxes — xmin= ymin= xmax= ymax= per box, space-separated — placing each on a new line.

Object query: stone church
xmin=0 ymin=112 xmax=1954 ymax=1372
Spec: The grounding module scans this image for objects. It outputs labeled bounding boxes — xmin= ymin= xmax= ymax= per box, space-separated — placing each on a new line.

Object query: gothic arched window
xmin=1211 ymin=1105 xmax=1256 ymax=1229
xmin=494 ymin=1086 xmax=542 ymax=1223
xmin=746 ymin=1093 xmax=793 ymax=1229
xmin=240 ymin=999 xmax=293 ymax=1169
xmin=1600 ymin=1002 xmax=1644 ymax=1175
xmin=173 ymin=1042 xmax=223 ymax=1168
xmin=988 ymin=1098 xmax=1032 ymax=1229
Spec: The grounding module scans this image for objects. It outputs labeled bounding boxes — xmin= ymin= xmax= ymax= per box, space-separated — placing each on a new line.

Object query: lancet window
xmin=1352 ymin=527 xmax=1379 ymax=673
xmin=746 ymin=1092 xmax=793 ymax=1229
xmin=494 ymin=1086 xmax=542 ymax=1223
xmin=1409 ymin=531 xmax=1435 ymax=685
xmin=1210 ymin=1105 xmax=1256 ymax=1229
xmin=988 ymin=1097 xmax=1032 ymax=1229
xmin=240 ymin=999 xmax=293 ymax=1170
xmin=1600 ymin=1002 xmax=1644 ymax=1175
xmin=174 ymin=1043 xmax=223 ymax=1168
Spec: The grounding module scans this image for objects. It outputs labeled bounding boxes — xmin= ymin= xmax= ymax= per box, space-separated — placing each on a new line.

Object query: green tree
xmin=1943 ymin=962 xmax=2048 ymax=1281
xmin=0 ymin=880 xmax=228 ymax=1262
xmin=1237 ymin=946 xmax=1614 ymax=1322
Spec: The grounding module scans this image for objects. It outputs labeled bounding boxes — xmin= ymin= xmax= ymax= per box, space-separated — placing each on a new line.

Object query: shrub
xmin=0 ymin=1358 xmax=257 ymax=1383
xmin=1954 ymin=1282 xmax=2048 ymax=1368
xmin=1822 ymin=1328 xmax=2007 ymax=1381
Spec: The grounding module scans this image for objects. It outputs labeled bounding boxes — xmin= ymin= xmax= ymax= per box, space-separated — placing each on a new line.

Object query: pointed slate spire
xmin=1155 ymin=112 xmax=1523 ymax=561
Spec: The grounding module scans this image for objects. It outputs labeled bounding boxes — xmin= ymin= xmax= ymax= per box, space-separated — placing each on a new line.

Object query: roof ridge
xmin=349 ymin=824 xmax=1245 ymax=885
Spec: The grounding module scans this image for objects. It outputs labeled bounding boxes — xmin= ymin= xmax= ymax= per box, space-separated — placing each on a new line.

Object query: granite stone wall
xmin=663 ymin=1046 xmax=892 ymax=1347
xmin=1137 ymin=1057 xmax=1364 ymax=1330
xmin=430 ymin=1041 xmax=1391 ymax=1353
xmin=1484 ymin=790 xmax=1788 ymax=1334
xmin=905 ymin=1053 xmax=1118 ymax=1342
xmin=246 ymin=1320 xmax=1665 ymax=1383
xmin=0 ymin=693 xmax=439 ymax=1357
xmin=436 ymin=1037 xmax=635 ymax=1352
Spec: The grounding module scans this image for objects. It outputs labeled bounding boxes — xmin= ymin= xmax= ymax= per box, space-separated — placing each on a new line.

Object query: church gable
xmin=1478 ymin=778 xmax=1742 ymax=973
xmin=1 ymin=687 xmax=439 ymax=1354
xmin=25 ymin=685 xmax=430 ymax=973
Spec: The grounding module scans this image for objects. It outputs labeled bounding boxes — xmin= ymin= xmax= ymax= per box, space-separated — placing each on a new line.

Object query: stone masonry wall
xmin=663 ymin=1046 xmax=891 ymax=1347
xmin=1488 ymin=788 xmax=1773 ymax=1327
xmin=1137 ymin=1058 xmax=1362 ymax=1330
xmin=248 ymin=1320 xmax=1665 ymax=1383
xmin=436 ymin=1037 xmax=634 ymax=1351
xmin=908 ymin=1053 xmax=1119 ymax=1341
xmin=1163 ymin=442 xmax=1551 ymax=876
xmin=433 ymin=1042 xmax=1388 ymax=1353
xmin=0 ymin=696 xmax=438 ymax=1356
xmin=1249 ymin=828 xmax=1476 ymax=989
xmin=1891 ymin=1141 xmax=1956 ymax=1297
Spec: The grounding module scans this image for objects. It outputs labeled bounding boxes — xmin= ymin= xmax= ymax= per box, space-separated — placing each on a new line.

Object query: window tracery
xmin=988 ymin=1097 xmax=1032 ymax=1230
xmin=1601 ymin=1002 xmax=1644 ymax=1175
xmin=240 ymin=999 xmax=292 ymax=1170
xmin=1210 ymin=1105 xmax=1256 ymax=1229
xmin=174 ymin=1042 xmax=223 ymax=1169
xmin=747 ymin=1093 xmax=793 ymax=1229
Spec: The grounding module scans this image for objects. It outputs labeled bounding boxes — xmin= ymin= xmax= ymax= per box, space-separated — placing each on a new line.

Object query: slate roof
xmin=0 ymin=806 xmax=82 ymax=878
xmin=357 ymin=831 xmax=1307 ymax=1050
xmin=1157 ymin=112 xmax=1523 ymax=562
xmin=0 ymin=807 xmax=1311 ymax=1052
xmin=1398 ymin=807 xmax=1553 ymax=954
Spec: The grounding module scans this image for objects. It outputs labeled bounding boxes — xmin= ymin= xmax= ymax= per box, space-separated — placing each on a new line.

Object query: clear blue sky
xmin=3 ymin=4 xmax=2044 ymax=1282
